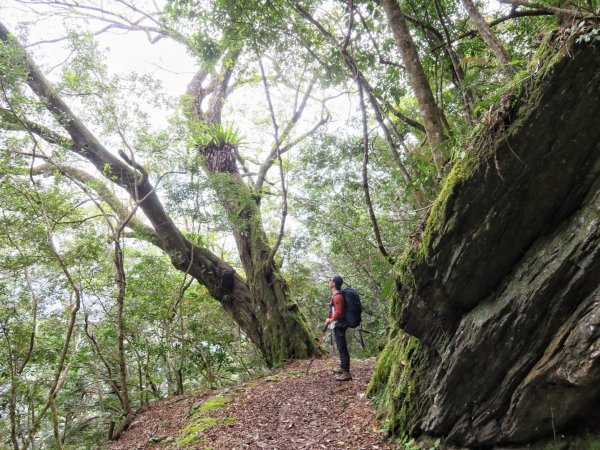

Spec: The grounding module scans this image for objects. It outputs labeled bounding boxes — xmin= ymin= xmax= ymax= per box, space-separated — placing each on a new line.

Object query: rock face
xmin=369 ymin=37 xmax=600 ymax=447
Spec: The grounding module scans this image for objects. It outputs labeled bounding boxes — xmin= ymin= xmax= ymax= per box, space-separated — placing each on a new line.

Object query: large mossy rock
xmin=369 ymin=35 xmax=600 ymax=447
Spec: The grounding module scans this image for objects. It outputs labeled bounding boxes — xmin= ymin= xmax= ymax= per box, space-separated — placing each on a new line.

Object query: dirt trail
xmin=110 ymin=357 xmax=396 ymax=449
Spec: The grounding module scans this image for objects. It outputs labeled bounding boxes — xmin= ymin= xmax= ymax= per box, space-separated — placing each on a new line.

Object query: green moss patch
xmin=197 ymin=395 xmax=228 ymax=413
xmin=367 ymin=332 xmax=421 ymax=436
xmin=177 ymin=395 xmax=236 ymax=448
xmin=264 ymin=368 xmax=305 ymax=383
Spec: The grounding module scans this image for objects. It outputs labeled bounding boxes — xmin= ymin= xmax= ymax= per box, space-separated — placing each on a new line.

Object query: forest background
xmin=1 ymin=0 xmax=597 ymax=448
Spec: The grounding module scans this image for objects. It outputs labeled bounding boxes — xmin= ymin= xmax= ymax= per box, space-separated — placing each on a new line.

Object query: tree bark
xmin=0 ymin=21 xmax=317 ymax=368
xmin=113 ymin=234 xmax=132 ymax=423
xmin=461 ymin=0 xmax=516 ymax=76
xmin=196 ymin=140 xmax=318 ymax=367
xmin=380 ymin=0 xmax=447 ymax=176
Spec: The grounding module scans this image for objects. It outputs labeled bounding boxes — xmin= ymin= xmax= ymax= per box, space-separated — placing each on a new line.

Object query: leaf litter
xmin=109 ymin=357 xmax=396 ymax=449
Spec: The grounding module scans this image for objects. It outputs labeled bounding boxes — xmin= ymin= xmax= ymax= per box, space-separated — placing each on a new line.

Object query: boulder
xmin=369 ymin=34 xmax=600 ymax=447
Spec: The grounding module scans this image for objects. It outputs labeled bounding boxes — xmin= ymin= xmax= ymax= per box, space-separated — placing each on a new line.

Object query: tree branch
xmin=256 ymin=72 xmax=325 ymax=194
xmin=434 ymin=10 xmax=553 ymax=50
xmin=83 ymin=314 xmax=126 ymax=413
xmin=497 ymin=0 xmax=592 ymax=20
xmin=0 ymin=217 xmax=39 ymax=376
xmin=357 ymin=84 xmax=393 ymax=264
xmin=0 ymin=20 xmax=249 ymax=305
xmin=342 ymin=0 xmax=355 ymax=51
xmin=293 ymin=4 xmax=425 ymax=181
xmin=205 ymin=51 xmax=240 ymax=124
xmin=19 ymin=0 xmax=186 ymax=46
xmin=20 ymin=207 xmax=82 ymax=450
xmin=259 ymin=60 xmax=288 ymax=270
xmin=461 ymin=0 xmax=515 ymax=75
xmin=356 ymin=6 xmax=406 ymax=70
xmin=432 ymin=0 xmax=475 ymax=122
xmin=33 ymin=162 xmax=157 ymax=243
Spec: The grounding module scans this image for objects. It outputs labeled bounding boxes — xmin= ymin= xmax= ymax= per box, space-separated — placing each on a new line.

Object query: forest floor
xmin=108 ymin=356 xmax=396 ymax=449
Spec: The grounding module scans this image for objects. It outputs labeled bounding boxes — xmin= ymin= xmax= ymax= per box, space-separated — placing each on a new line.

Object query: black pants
xmin=334 ymin=325 xmax=350 ymax=372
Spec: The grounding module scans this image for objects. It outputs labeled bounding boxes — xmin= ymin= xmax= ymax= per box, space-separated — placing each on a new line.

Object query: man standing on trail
xmin=325 ymin=274 xmax=352 ymax=381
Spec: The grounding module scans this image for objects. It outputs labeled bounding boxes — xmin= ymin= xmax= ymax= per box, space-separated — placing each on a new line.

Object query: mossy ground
xmin=177 ymin=395 xmax=236 ymax=449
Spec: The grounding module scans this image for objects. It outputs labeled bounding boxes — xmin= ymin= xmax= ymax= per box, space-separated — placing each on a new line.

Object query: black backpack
xmin=341 ymin=287 xmax=362 ymax=328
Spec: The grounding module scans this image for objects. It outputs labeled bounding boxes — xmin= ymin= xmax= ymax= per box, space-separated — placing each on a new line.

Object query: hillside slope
xmin=109 ymin=357 xmax=394 ymax=449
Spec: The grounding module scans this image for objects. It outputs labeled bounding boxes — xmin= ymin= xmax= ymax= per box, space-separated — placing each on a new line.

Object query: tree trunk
xmin=113 ymin=238 xmax=131 ymax=420
xmin=380 ymin=0 xmax=447 ymax=176
xmin=432 ymin=0 xmax=476 ymax=123
xmin=145 ymin=353 xmax=160 ymax=400
xmin=8 ymin=372 xmax=19 ymax=450
xmin=293 ymin=4 xmax=424 ymax=197
xmin=199 ymin=141 xmax=319 ymax=367
xmin=461 ymin=0 xmax=515 ymax=76
xmin=0 ymin=21 xmax=318 ymax=368
xmin=175 ymin=369 xmax=184 ymax=396
xmin=49 ymin=397 xmax=63 ymax=450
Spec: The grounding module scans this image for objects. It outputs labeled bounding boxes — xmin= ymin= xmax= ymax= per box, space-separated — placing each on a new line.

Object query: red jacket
xmin=328 ymin=291 xmax=344 ymax=322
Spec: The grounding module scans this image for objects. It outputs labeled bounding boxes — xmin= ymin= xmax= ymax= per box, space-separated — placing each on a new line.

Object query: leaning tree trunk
xmin=184 ymin=56 xmax=320 ymax=367
xmin=380 ymin=0 xmax=447 ymax=176
xmin=461 ymin=0 xmax=515 ymax=76
xmin=0 ymin=22 xmax=318 ymax=368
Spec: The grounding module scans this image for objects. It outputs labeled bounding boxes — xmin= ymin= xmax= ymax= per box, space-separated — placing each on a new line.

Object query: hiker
xmin=325 ymin=274 xmax=352 ymax=381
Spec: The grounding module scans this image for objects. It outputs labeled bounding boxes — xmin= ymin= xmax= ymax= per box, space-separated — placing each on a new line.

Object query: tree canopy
xmin=1 ymin=0 xmax=598 ymax=447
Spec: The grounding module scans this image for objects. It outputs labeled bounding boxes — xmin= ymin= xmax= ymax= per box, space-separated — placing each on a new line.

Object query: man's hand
xmin=325 ymin=318 xmax=332 ymax=325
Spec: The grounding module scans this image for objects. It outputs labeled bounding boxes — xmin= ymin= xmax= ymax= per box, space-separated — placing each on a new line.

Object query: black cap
xmin=331 ymin=274 xmax=343 ymax=289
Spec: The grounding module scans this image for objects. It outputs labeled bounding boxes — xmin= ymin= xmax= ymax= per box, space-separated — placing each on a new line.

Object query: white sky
xmin=1 ymin=1 xmax=196 ymax=94
xmin=0 ymin=0 xmax=342 ymax=260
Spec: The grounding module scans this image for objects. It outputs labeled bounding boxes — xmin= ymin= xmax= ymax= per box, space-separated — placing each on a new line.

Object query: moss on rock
xmin=368 ymin=331 xmax=421 ymax=436
xmin=371 ymin=33 xmax=600 ymax=447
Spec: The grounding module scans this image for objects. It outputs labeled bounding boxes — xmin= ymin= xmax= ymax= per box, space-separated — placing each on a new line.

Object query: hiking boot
xmin=335 ymin=371 xmax=352 ymax=381
xmin=332 ymin=366 xmax=345 ymax=374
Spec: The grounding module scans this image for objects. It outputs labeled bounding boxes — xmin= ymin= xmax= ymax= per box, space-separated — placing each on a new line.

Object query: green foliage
xmin=0 ymin=34 xmax=28 ymax=86
xmin=191 ymin=121 xmax=244 ymax=147
xmin=0 ymin=156 xmax=261 ymax=448
xmin=396 ymin=434 xmax=421 ymax=450
xmin=1 ymin=0 xmax=583 ymax=446
xmin=58 ymin=31 xmax=108 ymax=94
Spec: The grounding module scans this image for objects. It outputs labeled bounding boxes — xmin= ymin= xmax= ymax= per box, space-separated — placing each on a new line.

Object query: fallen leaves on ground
xmin=109 ymin=357 xmax=396 ymax=449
